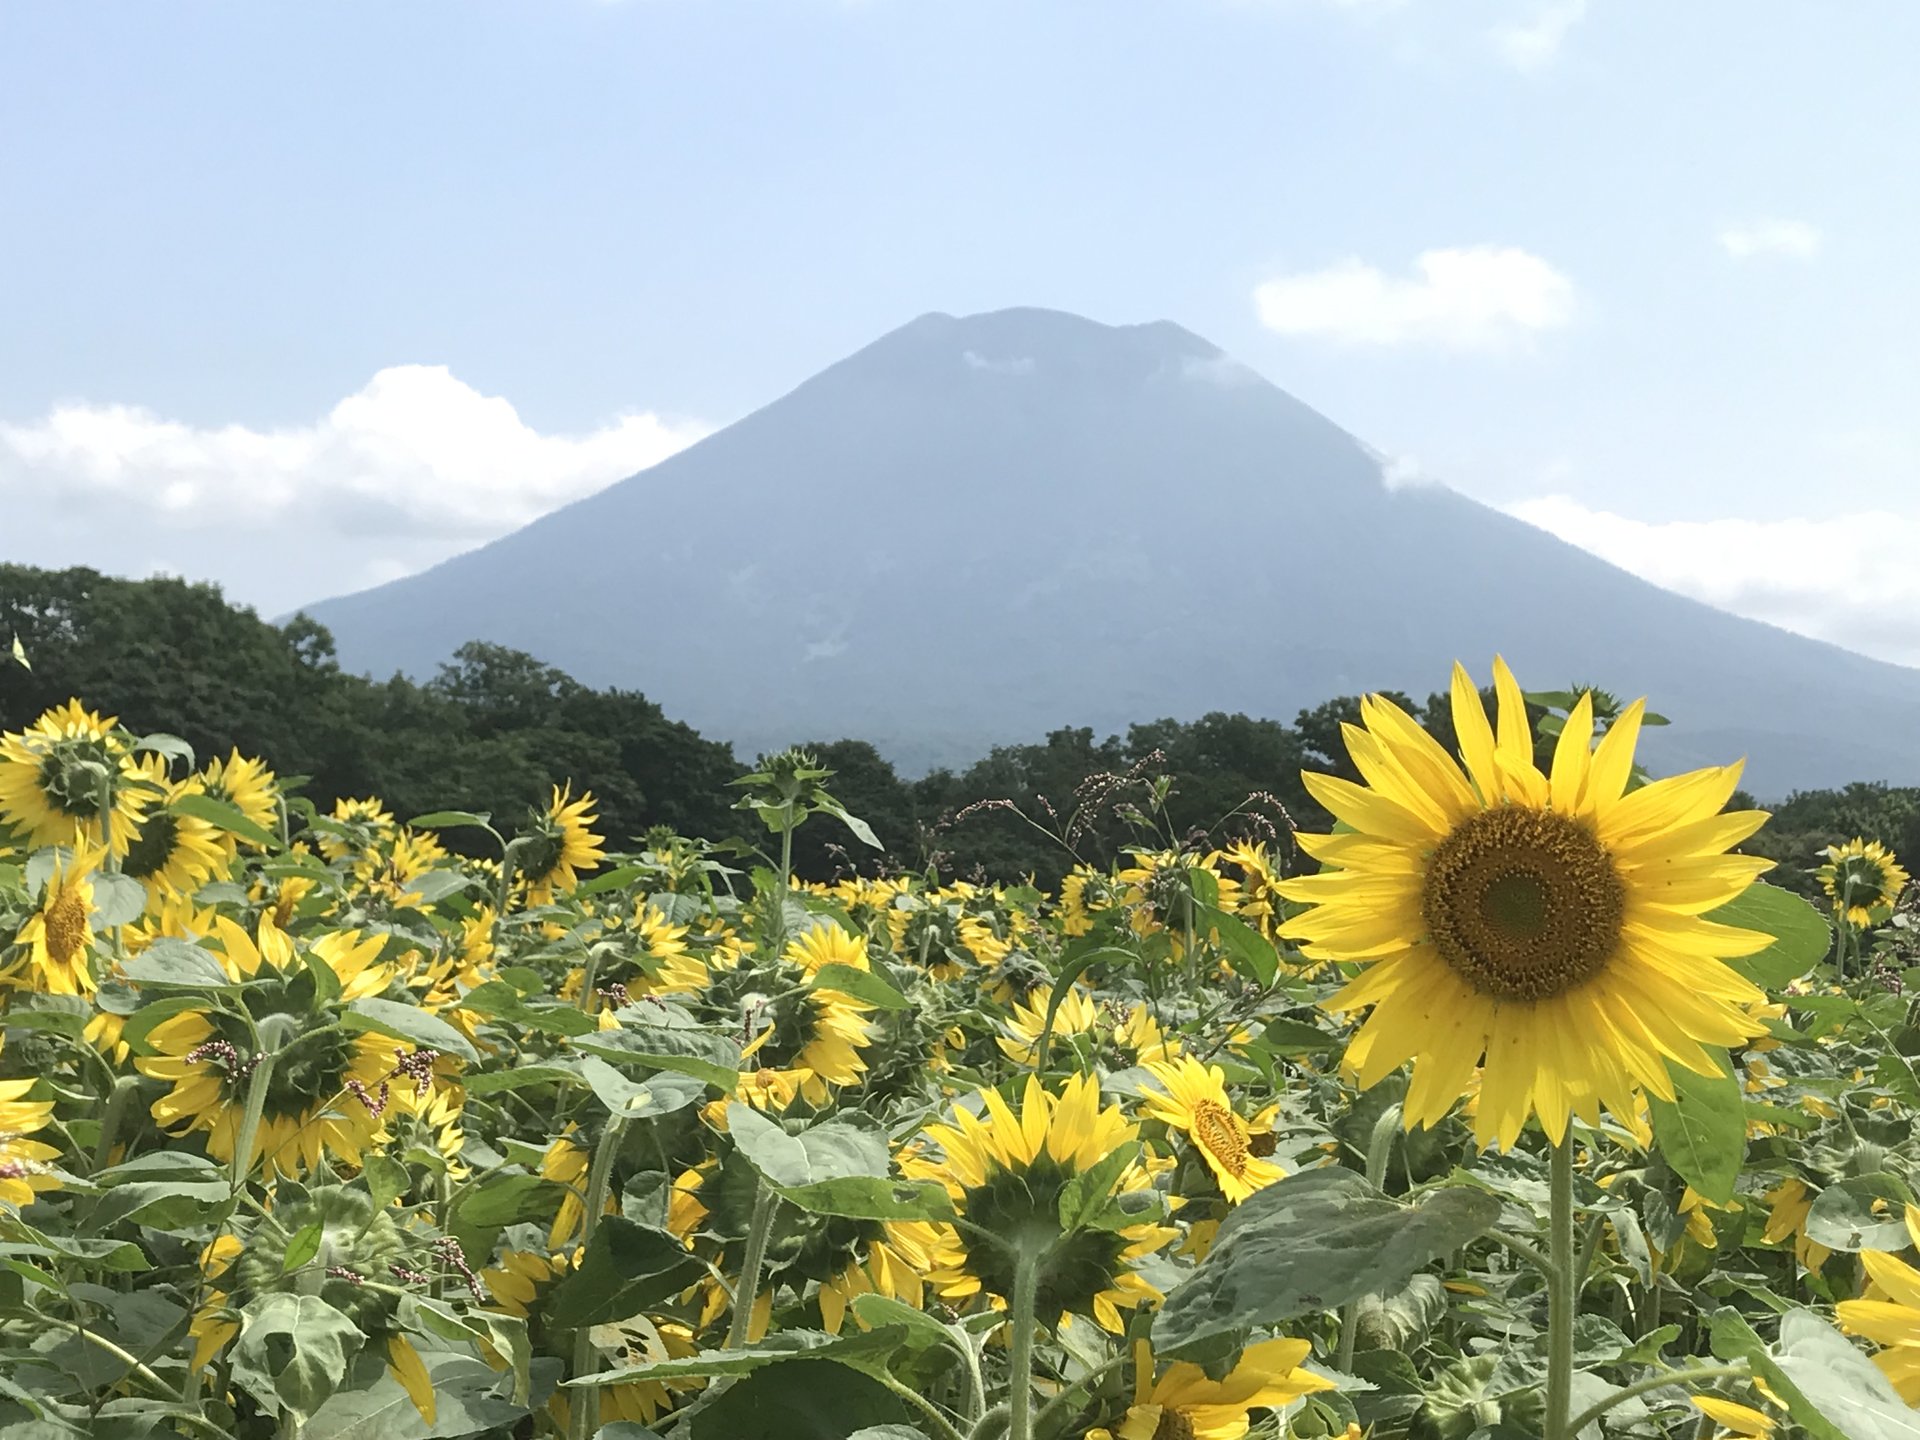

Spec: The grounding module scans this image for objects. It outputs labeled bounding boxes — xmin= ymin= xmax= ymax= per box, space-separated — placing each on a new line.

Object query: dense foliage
xmin=6 ymin=566 xmax=1915 ymax=895
xmin=0 ymin=656 xmax=1916 ymax=1439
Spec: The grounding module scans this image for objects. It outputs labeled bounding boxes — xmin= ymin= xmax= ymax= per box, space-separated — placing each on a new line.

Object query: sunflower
xmin=318 ymin=796 xmax=397 ymax=861
xmin=1089 ymin=1338 xmax=1335 ymax=1440
xmin=696 ymin=943 xmax=876 ymax=1106
xmin=1214 ymin=840 xmax=1286 ymax=936
xmin=120 ymin=756 xmax=229 ymax=902
xmin=784 ymin=921 xmax=869 ymax=975
xmin=1817 ymin=837 xmax=1909 ymax=929
xmin=0 ymin=700 xmax=150 ymax=857
xmin=0 ymin=1076 xmax=64 ymax=1209
xmin=355 ymin=827 xmax=451 ymax=903
xmin=905 ymin=1074 xmax=1176 ymax=1332
xmin=134 ymin=924 xmax=416 ymax=1177
xmin=517 ymin=785 xmax=607 ymax=904
xmin=197 ymin=749 xmax=280 ymax=846
xmin=1276 ymin=659 xmax=1775 ymax=1151
xmin=998 ymin=986 xmax=1098 ymax=1064
xmin=1835 ymin=1203 xmax=1920 ymax=1402
xmin=6 ymin=842 xmax=103 ymax=995
xmin=1760 ymin=1177 xmax=1831 ymax=1272
xmin=1140 ymin=1056 xmax=1284 ymax=1204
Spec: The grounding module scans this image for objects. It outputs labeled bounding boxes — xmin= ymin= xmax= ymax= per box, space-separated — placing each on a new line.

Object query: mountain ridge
xmin=296 ymin=307 xmax=1920 ymax=792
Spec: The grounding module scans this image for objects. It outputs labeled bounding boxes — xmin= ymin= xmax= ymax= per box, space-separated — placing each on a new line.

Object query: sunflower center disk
xmin=1189 ymin=1099 xmax=1248 ymax=1179
xmin=44 ymin=891 xmax=90 ymax=966
xmin=1153 ymin=1409 xmax=1198 ymax=1440
xmin=1420 ymin=806 xmax=1625 ymax=1002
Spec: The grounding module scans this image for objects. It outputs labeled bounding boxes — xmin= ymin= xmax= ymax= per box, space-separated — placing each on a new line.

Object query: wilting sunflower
xmin=197 ymin=749 xmax=280 ymax=846
xmin=517 ymin=785 xmax=607 ymax=904
xmin=0 ymin=701 xmax=150 ymax=857
xmin=1088 ymin=1338 xmax=1335 ymax=1440
xmin=121 ymin=756 xmax=229 ymax=903
xmin=6 ymin=842 xmax=103 ymax=995
xmin=1140 ymin=1056 xmax=1284 ymax=1204
xmin=1836 ymin=1203 xmax=1920 ymax=1402
xmin=1817 ymin=837 xmax=1910 ymax=929
xmin=906 ymin=1074 xmax=1176 ymax=1332
xmin=1278 ymin=659 xmax=1774 ymax=1151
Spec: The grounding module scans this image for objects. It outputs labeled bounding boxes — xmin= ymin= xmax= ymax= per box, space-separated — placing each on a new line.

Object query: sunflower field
xmin=0 ymin=661 xmax=1917 ymax=1440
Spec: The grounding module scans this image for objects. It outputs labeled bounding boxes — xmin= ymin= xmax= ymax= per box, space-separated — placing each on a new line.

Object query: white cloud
xmin=962 ymin=350 xmax=1035 ymax=376
xmin=0 ymin=366 xmax=708 ymax=614
xmin=1506 ymin=495 xmax=1920 ymax=666
xmin=1491 ymin=0 xmax=1587 ymax=72
xmin=1718 ymin=219 xmax=1822 ymax=261
xmin=1255 ymin=246 xmax=1576 ymax=350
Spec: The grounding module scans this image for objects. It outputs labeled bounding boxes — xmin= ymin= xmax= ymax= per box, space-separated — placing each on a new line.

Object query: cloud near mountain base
xmin=0 ymin=367 xmax=708 ymax=617
xmin=1506 ymin=495 xmax=1920 ymax=668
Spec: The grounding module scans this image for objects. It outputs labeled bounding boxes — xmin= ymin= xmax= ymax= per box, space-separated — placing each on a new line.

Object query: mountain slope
xmin=299 ymin=308 xmax=1920 ymax=791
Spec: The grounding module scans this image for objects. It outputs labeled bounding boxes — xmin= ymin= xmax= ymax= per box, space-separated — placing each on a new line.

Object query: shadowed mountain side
xmin=298 ymin=308 xmax=1920 ymax=791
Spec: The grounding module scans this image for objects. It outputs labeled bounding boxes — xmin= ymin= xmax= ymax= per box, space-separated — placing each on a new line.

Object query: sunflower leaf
xmin=1151 ymin=1169 xmax=1500 ymax=1356
xmin=173 ymin=792 xmax=280 ymax=849
xmin=543 ymin=1217 xmax=712 ymax=1331
xmin=810 ymin=962 xmax=910 ymax=1011
xmin=343 ymin=997 xmax=479 ymax=1063
xmin=1706 ymin=882 xmax=1831 ymax=989
xmin=1646 ymin=1060 xmax=1745 ymax=1206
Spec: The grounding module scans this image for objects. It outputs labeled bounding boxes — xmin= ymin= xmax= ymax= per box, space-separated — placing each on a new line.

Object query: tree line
xmin=2 ymin=565 xmax=1911 ymax=894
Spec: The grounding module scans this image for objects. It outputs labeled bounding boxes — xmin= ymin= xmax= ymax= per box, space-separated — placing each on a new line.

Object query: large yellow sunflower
xmin=0 ymin=701 xmax=150 ymax=856
xmin=1817 ymin=837 xmax=1909 ymax=929
xmin=120 ymin=756 xmax=229 ymax=903
xmin=1089 ymin=1338 xmax=1335 ymax=1440
xmin=1277 ymin=658 xmax=1775 ymax=1151
xmin=1140 ymin=1055 xmax=1284 ymax=1204
xmin=905 ymin=1074 xmax=1176 ymax=1332
xmin=517 ymin=785 xmax=607 ymax=904
xmin=6 ymin=842 xmax=103 ymax=995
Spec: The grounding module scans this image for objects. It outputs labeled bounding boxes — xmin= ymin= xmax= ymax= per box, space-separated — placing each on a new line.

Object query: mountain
xmin=298 ymin=307 xmax=1920 ymax=793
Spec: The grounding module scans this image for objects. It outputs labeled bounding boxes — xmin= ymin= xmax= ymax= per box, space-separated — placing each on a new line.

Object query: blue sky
xmin=3 ymin=1 xmax=1916 ymax=661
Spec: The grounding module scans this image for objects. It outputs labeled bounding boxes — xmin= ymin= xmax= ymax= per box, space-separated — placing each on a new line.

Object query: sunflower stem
xmin=567 ymin=1114 xmax=627 ymax=1440
xmin=725 ymin=1178 xmax=780 ymax=1351
xmin=89 ymin=1073 xmax=140 ymax=1173
xmin=1545 ymin=1134 xmax=1577 ymax=1440
xmin=1006 ymin=1250 xmax=1041 ymax=1440
xmin=1336 ymin=1101 xmax=1402 ymax=1370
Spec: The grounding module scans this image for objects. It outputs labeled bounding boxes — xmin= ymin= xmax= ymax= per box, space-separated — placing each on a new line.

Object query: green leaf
xmin=811 ymin=963 xmax=910 ymax=1011
xmin=407 ymin=810 xmax=492 ymax=830
xmin=302 ymin=1350 xmax=543 ymax=1439
xmin=463 ymin=1064 xmax=585 ymax=1095
xmin=447 ymin=1174 xmax=563 ymax=1260
xmin=231 ymin=1293 xmax=363 ymax=1422
xmin=689 ymin=1357 xmax=907 ymax=1438
xmin=1770 ymin=1309 xmax=1920 ymax=1440
xmin=729 ymin=1108 xmax=889 ymax=1187
xmin=173 ymin=792 xmax=280 ymax=849
xmin=133 ymin=732 xmax=195 ymax=768
xmin=775 ymin=1176 xmax=954 ymax=1222
xmin=118 ymin=939 xmax=237 ymax=990
xmin=457 ymin=981 xmax=597 ymax=1038
xmin=1151 ymin=1169 xmax=1500 ymax=1356
xmin=846 ymin=1295 xmax=964 ymax=1361
xmin=1197 ymin=904 xmax=1277 ymax=986
xmin=1255 ymin=1017 xmax=1339 ymax=1054
xmin=1057 ymin=1141 xmax=1139 ymax=1232
xmin=89 ymin=873 xmax=148 ymax=928
xmin=567 ymin=1328 xmax=909 ymax=1387
xmin=90 ymin=1181 xmax=232 ymax=1231
xmin=544 ymin=1217 xmax=707 ymax=1331
xmin=570 ymin=1024 xmax=741 ymax=1091
xmin=343 ymin=997 xmax=479 ymax=1063
xmin=818 ymin=801 xmax=884 ymax=850
xmin=1646 ymin=1060 xmax=1745 ymax=1205
xmin=1804 ymin=1174 xmax=1916 ymax=1252
xmin=1708 ymin=883 xmax=1831 ymax=989
xmin=579 ymin=1057 xmax=709 ymax=1119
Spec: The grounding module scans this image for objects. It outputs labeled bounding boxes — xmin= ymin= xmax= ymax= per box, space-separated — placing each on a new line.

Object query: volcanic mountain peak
xmin=296 ymin=308 xmax=1920 ymax=790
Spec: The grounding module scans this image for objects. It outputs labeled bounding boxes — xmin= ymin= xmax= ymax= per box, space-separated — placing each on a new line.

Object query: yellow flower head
xmin=1277 ymin=658 xmax=1774 ymax=1151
